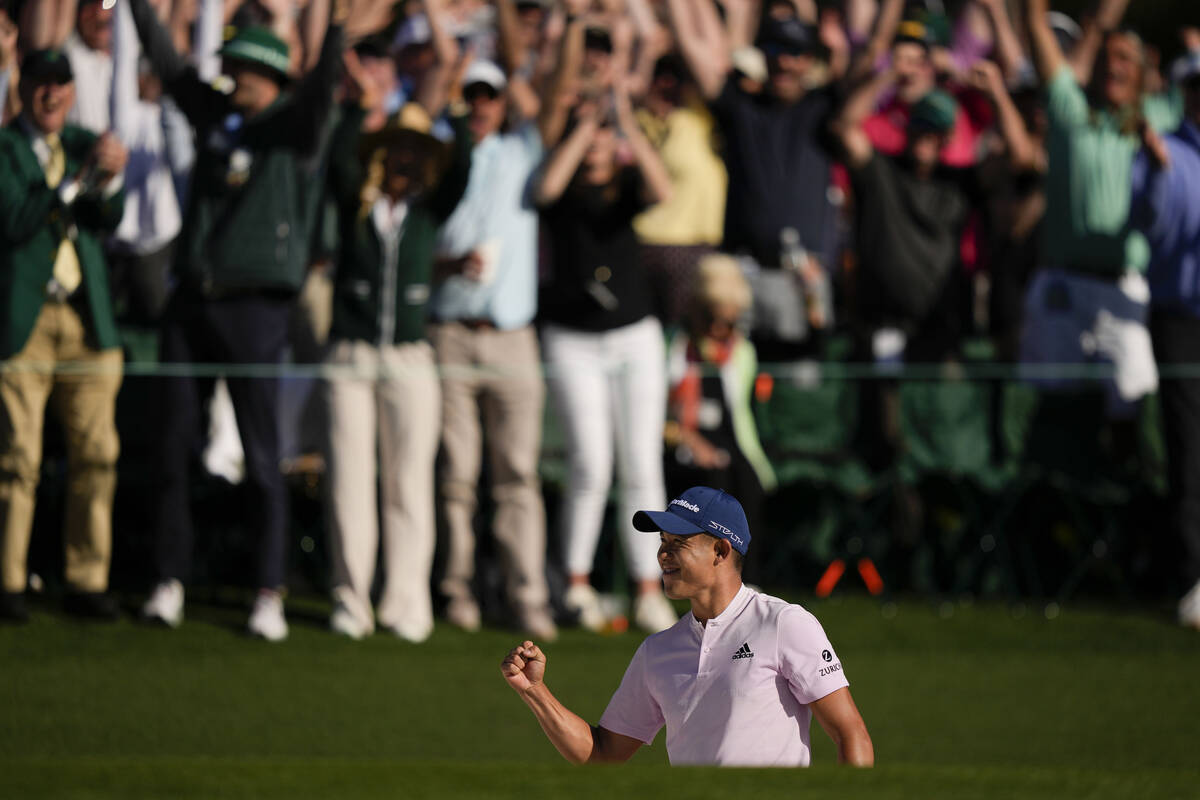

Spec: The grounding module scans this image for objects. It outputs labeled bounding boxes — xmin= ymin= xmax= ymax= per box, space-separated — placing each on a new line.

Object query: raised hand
xmin=92 ymin=133 xmax=130 ymax=184
xmin=501 ymin=641 xmax=547 ymax=694
xmin=0 ymin=11 xmax=17 ymax=70
xmin=342 ymin=50 xmax=383 ymax=111
xmin=258 ymin=0 xmax=298 ymax=24
xmin=563 ymin=0 xmax=591 ymax=19
xmin=968 ymin=59 xmax=1005 ymax=97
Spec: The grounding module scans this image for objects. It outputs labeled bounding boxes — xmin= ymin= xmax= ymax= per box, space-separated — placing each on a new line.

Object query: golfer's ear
xmin=714 ymin=537 xmax=732 ymax=564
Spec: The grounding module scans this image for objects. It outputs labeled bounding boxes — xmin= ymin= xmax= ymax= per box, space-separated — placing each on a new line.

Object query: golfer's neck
xmin=689 ymin=580 xmax=742 ymax=625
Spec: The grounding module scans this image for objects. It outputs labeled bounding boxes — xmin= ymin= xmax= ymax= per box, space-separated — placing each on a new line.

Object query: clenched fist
xmin=501 ymin=640 xmax=546 ymax=694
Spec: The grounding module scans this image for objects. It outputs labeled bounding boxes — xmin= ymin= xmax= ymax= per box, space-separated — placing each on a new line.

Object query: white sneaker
xmin=247 ymin=591 xmax=288 ymax=642
xmin=633 ymin=591 xmax=679 ymax=633
xmin=330 ymin=605 xmax=371 ymax=640
xmin=1179 ymin=580 xmax=1200 ymax=631
xmin=141 ymin=579 xmax=184 ymax=628
xmin=565 ymin=584 xmax=607 ymax=632
xmin=382 ymin=618 xmax=433 ymax=644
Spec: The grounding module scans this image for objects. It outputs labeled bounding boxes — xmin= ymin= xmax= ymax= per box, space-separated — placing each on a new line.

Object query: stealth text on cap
xmin=709 ymin=520 xmax=743 ymax=544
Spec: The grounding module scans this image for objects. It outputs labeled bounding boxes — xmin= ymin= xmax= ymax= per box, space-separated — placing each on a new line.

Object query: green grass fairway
xmin=3 ymin=594 xmax=1199 ymax=799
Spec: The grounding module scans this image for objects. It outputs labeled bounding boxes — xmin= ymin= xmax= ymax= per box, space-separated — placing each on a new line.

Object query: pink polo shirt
xmin=598 ymin=585 xmax=850 ymax=766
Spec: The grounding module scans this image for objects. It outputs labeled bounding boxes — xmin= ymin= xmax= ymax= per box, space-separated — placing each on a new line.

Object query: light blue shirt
xmin=430 ymin=123 xmax=542 ymax=329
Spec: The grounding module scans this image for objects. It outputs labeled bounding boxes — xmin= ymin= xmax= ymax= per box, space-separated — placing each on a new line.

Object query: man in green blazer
xmin=0 ymin=49 xmax=128 ymax=623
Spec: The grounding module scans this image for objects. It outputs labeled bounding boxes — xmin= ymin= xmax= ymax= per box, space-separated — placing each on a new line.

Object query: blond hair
xmin=693 ymin=253 xmax=752 ymax=315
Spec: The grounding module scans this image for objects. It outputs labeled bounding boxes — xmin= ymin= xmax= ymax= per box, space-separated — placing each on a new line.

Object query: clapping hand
xmin=91 ymin=133 xmax=129 ymax=186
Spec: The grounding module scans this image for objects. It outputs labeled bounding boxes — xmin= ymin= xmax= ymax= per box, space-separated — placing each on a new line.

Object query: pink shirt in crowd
xmin=863 ymin=90 xmax=993 ymax=168
xmin=598 ymin=584 xmax=850 ymax=766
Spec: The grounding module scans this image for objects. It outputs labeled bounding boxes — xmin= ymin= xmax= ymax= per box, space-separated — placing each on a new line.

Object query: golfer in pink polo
xmin=501 ymin=486 xmax=874 ymax=766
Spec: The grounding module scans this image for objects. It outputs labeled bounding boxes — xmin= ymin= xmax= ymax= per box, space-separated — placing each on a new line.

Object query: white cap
xmin=392 ymin=14 xmax=432 ymax=52
xmin=463 ymin=59 xmax=507 ymax=92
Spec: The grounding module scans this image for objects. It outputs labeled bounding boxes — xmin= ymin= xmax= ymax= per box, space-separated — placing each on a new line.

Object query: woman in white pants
xmin=535 ymin=86 xmax=679 ymax=633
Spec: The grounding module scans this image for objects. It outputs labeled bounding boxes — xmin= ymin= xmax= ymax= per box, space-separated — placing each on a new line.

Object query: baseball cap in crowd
xmin=585 ymin=27 xmax=613 ymax=54
xmin=353 ymin=33 xmax=392 ymax=61
xmin=894 ymin=18 xmax=933 ymax=50
xmin=756 ymin=16 xmax=818 ymax=58
xmin=463 ymin=59 xmax=508 ymax=96
xmin=219 ymin=26 xmax=291 ymax=80
xmin=1047 ymin=11 xmax=1082 ymax=56
xmin=908 ymin=88 xmax=958 ymax=134
xmin=633 ymin=487 xmax=752 ymax=555
xmin=21 ymin=48 xmax=74 ymax=86
xmin=392 ymin=14 xmax=433 ymax=53
xmin=1172 ymin=51 xmax=1200 ymax=87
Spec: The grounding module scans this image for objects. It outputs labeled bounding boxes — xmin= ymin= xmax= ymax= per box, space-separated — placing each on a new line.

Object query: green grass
xmin=2 ymin=594 xmax=1199 ymax=799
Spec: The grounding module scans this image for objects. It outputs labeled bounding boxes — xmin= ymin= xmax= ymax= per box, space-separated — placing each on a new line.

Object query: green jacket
xmin=129 ymin=0 xmax=342 ymax=295
xmin=328 ymin=105 xmax=473 ymax=345
xmin=0 ymin=121 xmax=124 ymax=359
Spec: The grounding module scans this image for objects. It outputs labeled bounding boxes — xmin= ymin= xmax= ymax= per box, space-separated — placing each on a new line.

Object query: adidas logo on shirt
xmin=732 ymin=642 xmax=754 ymax=660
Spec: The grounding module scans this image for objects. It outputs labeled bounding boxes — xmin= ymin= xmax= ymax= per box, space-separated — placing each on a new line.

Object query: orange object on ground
xmin=857 ymin=558 xmax=885 ymax=595
xmin=815 ymin=559 xmax=846 ymax=598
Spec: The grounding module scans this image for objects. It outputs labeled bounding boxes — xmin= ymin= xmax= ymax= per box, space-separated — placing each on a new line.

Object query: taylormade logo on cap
xmin=633 ymin=486 xmax=752 ymax=555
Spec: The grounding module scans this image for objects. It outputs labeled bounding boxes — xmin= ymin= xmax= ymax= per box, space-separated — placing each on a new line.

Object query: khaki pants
xmin=0 ymin=303 xmax=122 ymax=593
xmin=429 ymin=322 xmax=549 ymax=615
xmin=325 ymin=339 xmax=441 ymax=635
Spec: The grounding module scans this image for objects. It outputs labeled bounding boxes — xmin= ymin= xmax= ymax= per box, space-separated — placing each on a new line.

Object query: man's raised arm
xmin=663 ymin=0 xmax=730 ymax=101
xmin=501 ymin=641 xmax=644 ymax=764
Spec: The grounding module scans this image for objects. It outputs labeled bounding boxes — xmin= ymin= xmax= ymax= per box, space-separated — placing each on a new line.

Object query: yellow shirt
xmin=633 ymin=102 xmax=727 ymax=247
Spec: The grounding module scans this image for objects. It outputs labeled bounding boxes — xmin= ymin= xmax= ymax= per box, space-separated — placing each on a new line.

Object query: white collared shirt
xmin=598 ymin=585 xmax=850 ymax=766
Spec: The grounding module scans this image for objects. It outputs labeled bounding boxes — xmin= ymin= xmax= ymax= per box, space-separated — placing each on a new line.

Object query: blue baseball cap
xmin=632 ymin=487 xmax=751 ymax=555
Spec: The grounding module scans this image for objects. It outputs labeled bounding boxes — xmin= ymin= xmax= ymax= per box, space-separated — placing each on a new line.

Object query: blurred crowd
xmin=2 ymin=0 xmax=1200 ymax=638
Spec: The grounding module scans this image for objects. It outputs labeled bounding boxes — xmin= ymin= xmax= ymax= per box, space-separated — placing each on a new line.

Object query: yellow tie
xmin=44 ymin=133 xmax=82 ymax=295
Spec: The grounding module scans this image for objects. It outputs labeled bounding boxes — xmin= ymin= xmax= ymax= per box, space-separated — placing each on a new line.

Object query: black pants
xmin=108 ymin=241 xmax=174 ymax=326
xmin=1150 ymin=311 xmax=1200 ymax=586
xmin=153 ymin=291 xmax=291 ymax=589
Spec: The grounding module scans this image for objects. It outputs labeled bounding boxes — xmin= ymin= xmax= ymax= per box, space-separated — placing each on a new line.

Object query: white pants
xmin=543 ymin=316 xmax=667 ymax=581
xmin=324 ymin=339 xmax=441 ymax=635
